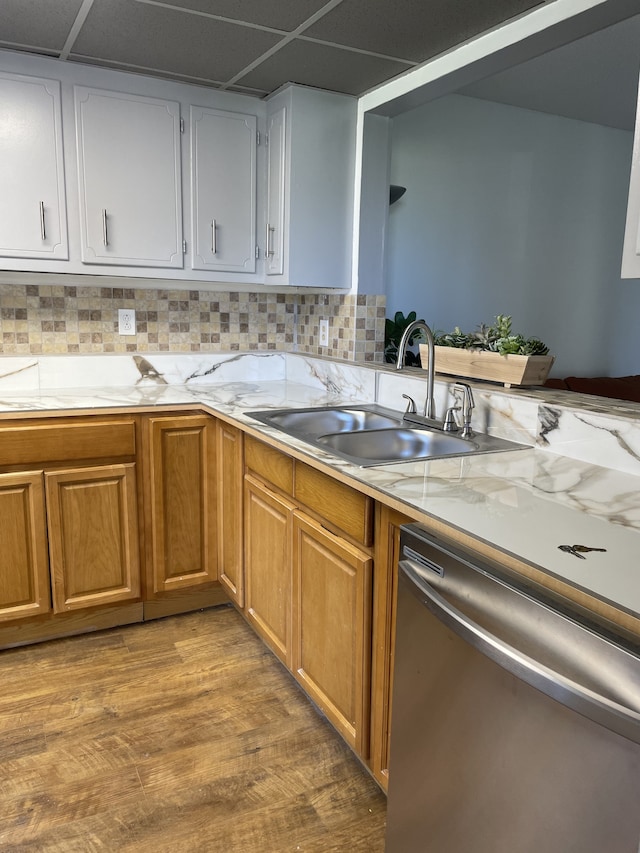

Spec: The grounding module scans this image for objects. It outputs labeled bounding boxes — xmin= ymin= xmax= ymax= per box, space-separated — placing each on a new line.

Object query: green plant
xmin=434 ymin=315 xmax=549 ymax=357
xmin=384 ymin=311 xmax=426 ymax=365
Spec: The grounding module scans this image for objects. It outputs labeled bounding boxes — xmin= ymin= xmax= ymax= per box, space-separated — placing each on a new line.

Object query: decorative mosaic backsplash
xmin=296 ymin=292 xmax=386 ymax=362
xmin=0 ymin=282 xmax=386 ymax=361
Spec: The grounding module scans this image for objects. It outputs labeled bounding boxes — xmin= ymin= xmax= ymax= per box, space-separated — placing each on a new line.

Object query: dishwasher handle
xmin=400 ymin=560 xmax=640 ymax=745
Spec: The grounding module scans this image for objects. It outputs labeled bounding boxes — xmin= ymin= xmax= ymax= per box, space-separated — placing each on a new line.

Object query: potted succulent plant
xmin=423 ymin=315 xmax=554 ymax=387
xmin=384 ymin=310 xmax=426 ymax=366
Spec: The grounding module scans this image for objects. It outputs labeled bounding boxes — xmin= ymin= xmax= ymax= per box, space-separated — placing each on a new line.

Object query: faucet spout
xmin=395 ymin=320 xmax=436 ymax=420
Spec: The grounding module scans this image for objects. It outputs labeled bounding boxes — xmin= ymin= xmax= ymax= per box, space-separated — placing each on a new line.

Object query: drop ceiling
xmin=0 ymin=0 xmax=552 ymax=97
xmin=459 ymin=12 xmax=640 ymax=131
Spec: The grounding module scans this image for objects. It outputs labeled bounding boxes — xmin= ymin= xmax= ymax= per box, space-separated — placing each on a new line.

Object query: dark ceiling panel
xmin=237 ymin=39 xmax=412 ymax=96
xmin=155 ymin=0 xmax=333 ymax=32
xmin=0 ymin=0 xmax=579 ymax=99
xmin=65 ymin=53 xmax=266 ymax=93
xmin=0 ymin=0 xmax=84 ymax=51
xmin=304 ymin=0 xmax=546 ymax=62
xmin=72 ymin=0 xmax=282 ymax=82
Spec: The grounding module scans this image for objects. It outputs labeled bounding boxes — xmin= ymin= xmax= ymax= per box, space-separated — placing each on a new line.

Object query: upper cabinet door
xmin=75 ymin=86 xmax=183 ymax=268
xmin=265 ymin=106 xmax=286 ymax=276
xmin=0 ymin=71 xmax=68 ymax=260
xmin=191 ymin=106 xmax=256 ymax=273
xmin=264 ymin=87 xmax=356 ymax=287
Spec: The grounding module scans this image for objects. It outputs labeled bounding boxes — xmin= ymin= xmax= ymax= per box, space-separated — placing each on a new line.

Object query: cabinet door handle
xmin=211 ymin=219 xmax=217 ymax=254
xmin=266 ymin=223 xmax=275 ymax=257
xmin=39 ymin=201 xmax=46 ymax=241
xmin=102 ymin=209 xmax=108 ymax=246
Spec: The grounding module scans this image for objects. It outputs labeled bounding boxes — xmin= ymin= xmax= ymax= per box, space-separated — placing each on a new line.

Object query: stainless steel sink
xmin=248 ymin=404 xmax=527 ymax=467
xmin=265 ymin=407 xmax=401 ymax=435
xmin=317 ymin=427 xmax=476 ymax=465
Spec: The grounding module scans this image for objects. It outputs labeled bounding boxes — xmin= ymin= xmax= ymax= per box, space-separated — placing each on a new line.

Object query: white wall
xmin=357 ymin=113 xmax=391 ymax=296
xmin=385 ymin=94 xmax=638 ymax=376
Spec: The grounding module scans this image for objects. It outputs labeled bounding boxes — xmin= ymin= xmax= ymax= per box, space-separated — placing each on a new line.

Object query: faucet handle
xmin=402 ymin=394 xmax=417 ymax=415
xmin=443 ymin=405 xmax=461 ymax=432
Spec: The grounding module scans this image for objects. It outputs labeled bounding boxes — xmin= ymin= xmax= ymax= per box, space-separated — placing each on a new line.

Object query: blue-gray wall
xmin=385 ymin=94 xmax=638 ymax=377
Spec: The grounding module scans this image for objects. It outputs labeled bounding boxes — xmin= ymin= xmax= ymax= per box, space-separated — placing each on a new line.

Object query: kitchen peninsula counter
xmin=0 ymin=370 xmax=638 ymax=637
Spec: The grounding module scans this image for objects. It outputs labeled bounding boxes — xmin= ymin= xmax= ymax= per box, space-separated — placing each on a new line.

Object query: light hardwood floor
xmin=0 ymin=605 xmax=386 ymax=852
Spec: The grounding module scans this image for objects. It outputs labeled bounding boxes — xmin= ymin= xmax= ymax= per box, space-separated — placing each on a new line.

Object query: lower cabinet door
xmin=370 ymin=506 xmax=411 ymax=790
xmin=244 ymin=474 xmax=294 ymax=666
xmin=217 ymin=421 xmax=244 ymax=606
xmin=0 ymin=471 xmax=51 ymax=621
xmin=45 ymin=464 xmax=140 ymax=612
xmin=146 ymin=415 xmax=217 ymax=593
xmin=292 ymin=510 xmax=373 ymax=757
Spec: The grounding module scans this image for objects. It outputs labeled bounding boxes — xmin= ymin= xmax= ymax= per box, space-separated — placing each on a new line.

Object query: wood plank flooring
xmin=0 ymin=605 xmax=386 ymax=851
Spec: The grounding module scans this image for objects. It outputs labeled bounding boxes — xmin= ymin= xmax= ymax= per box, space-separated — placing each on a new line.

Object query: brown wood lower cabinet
xmin=45 ymin=464 xmax=140 ymax=611
xmin=0 ymin=471 xmax=50 ymax=621
xmin=244 ymin=473 xmax=295 ymax=666
xmin=0 ymin=411 xmax=232 ymax=644
xmin=0 ymin=414 xmax=143 ymax=634
xmin=0 ymin=410 xmax=405 ymax=790
xmin=370 ymin=505 xmax=412 ymax=790
xmin=145 ymin=414 xmax=217 ymax=594
xmin=292 ymin=510 xmax=373 ymax=756
xmin=216 ymin=420 xmax=244 ymax=607
xmin=243 ymin=435 xmax=375 ymax=760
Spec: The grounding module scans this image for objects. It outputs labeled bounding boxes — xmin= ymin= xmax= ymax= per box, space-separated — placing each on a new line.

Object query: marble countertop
xmin=1 ymin=378 xmax=639 ymax=624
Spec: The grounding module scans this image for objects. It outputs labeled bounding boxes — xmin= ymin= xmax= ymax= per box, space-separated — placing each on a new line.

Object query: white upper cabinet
xmin=265 ymin=86 xmax=357 ymax=288
xmin=190 ymin=106 xmax=256 ymax=273
xmin=0 ymin=71 xmax=68 ymax=260
xmin=0 ymin=53 xmax=361 ymax=287
xmin=265 ymin=106 xmax=286 ymax=276
xmin=75 ymin=86 xmax=183 ymax=268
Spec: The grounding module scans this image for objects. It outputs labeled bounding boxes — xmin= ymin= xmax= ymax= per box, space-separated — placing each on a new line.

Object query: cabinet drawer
xmin=294 ymin=463 xmax=373 ymax=547
xmin=245 ymin=435 xmax=293 ymax=495
xmin=0 ymin=419 xmax=136 ymax=467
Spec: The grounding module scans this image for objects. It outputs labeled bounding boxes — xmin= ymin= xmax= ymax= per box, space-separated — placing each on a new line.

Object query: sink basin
xmin=317 ymin=427 xmax=476 ymax=465
xmin=265 ymin=407 xmax=401 ymax=435
xmin=248 ymin=403 xmax=527 ymax=467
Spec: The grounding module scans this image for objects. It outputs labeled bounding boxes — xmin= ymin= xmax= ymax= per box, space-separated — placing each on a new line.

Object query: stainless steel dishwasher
xmin=385 ymin=523 xmax=640 ymax=853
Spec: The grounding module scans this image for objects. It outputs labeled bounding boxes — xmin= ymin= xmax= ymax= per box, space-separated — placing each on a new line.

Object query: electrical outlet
xmin=319 ymin=319 xmax=330 ymax=347
xmin=118 ymin=308 xmax=136 ymax=336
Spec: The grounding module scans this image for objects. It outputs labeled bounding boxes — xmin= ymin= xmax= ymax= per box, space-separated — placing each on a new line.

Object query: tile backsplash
xmin=0 ymin=282 xmax=386 ymax=362
xmin=296 ymin=292 xmax=386 ymax=362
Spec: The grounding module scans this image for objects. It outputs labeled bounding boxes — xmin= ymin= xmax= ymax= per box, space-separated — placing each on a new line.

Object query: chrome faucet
xmin=396 ymin=320 xmax=436 ymax=419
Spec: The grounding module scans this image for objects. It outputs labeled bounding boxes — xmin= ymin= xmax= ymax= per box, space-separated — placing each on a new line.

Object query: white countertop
xmin=1 ymin=377 xmax=639 ymax=622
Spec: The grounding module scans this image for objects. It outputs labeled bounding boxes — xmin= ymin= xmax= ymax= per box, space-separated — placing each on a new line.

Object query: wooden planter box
xmin=420 ymin=345 xmax=555 ymax=387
